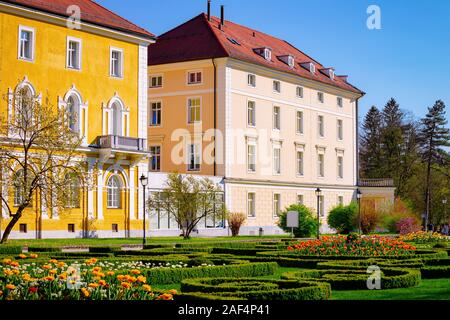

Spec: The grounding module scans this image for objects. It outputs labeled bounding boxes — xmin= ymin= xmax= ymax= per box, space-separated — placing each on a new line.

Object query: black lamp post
xmin=356 ymin=189 xmax=362 ymax=235
xmin=139 ymin=174 xmax=148 ymax=246
xmin=315 ymin=187 xmax=322 ymax=239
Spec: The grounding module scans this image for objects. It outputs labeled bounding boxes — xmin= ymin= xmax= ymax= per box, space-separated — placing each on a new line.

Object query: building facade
xmin=0 ymin=0 xmax=154 ymax=239
xmin=147 ymin=13 xmax=374 ymax=236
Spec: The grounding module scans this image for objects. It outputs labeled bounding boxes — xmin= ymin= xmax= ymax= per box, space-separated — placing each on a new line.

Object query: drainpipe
xmin=212 ymin=58 xmax=217 ymax=177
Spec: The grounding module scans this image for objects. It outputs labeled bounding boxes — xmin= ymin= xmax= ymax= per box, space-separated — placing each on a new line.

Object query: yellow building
xmin=0 ymin=0 xmax=154 ymax=239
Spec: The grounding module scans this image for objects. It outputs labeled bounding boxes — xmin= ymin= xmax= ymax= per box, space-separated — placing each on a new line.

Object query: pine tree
xmin=419 ymin=100 xmax=450 ymax=230
xmin=360 ymin=106 xmax=383 ymax=178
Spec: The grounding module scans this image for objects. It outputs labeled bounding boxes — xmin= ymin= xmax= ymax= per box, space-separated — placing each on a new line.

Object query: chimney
xmin=219 ymin=5 xmax=224 ymax=29
xmin=207 ymin=0 xmax=211 ymax=21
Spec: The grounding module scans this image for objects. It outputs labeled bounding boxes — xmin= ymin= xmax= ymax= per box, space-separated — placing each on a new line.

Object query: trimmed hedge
xmin=145 ymin=262 xmax=277 ymax=284
xmin=421 ymin=266 xmax=450 ymax=279
xmin=0 ymin=246 xmax=23 ymax=254
xmin=179 ymin=278 xmax=331 ymax=300
xmin=316 ymin=259 xmax=426 ymax=270
xmin=212 ymin=248 xmax=276 ymax=256
xmin=282 ymin=268 xmax=421 ymax=290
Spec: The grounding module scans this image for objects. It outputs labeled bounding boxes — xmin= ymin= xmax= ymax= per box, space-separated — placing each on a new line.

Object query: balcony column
xmin=97 ymin=164 xmax=104 ymax=220
xmin=129 ymin=166 xmax=136 ymax=220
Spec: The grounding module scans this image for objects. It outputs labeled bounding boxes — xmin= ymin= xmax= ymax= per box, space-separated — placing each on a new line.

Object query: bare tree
xmin=148 ymin=173 xmax=225 ymax=239
xmin=0 ymin=87 xmax=86 ymax=243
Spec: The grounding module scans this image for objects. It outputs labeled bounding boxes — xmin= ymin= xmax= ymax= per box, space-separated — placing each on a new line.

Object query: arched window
xmin=111 ymin=102 xmax=121 ymax=136
xmin=65 ymin=173 xmax=80 ymax=208
xmin=15 ymin=86 xmax=33 ymax=126
xmin=107 ymin=175 xmax=121 ymax=208
xmin=13 ymin=169 xmax=24 ymax=207
xmin=66 ymin=95 xmax=80 ymax=132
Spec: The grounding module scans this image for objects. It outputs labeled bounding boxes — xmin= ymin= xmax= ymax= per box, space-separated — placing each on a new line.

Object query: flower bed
xmin=287 ymin=235 xmax=417 ymax=257
xmin=179 ymin=278 xmax=331 ymax=300
xmin=399 ymin=231 xmax=450 ymax=243
xmin=0 ymin=257 xmax=178 ymax=300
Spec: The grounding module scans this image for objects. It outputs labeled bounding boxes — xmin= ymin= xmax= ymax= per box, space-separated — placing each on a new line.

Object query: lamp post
xmin=315 ymin=187 xmax=322 ymax=240
xmin=139 ymin=174 xmax=148 ymax=246
xmin=356 ymin=189 xmax=362 ymax=235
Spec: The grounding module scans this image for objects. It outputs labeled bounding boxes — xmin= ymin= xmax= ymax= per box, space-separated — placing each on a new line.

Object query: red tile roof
xmin=148 ymin=14 xmax=363 ymax=94
xmin=2 ymin=0 xmax=154 ymax=39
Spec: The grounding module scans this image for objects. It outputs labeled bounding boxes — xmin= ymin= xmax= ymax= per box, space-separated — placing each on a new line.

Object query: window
xmin=273 ymin=106 xmax=281 ymax=130
xmin=318 ymin=195 xmax=325 ymax=217
xmin=111 ymin=102 xmax=122 ymax=136
xmin=67 ymin=37 xmax=81 ymax=70
xmin=68 ymin=224 xmax=75 ymax=233
xmin=337 ymin=97 xmax=343 ymax=108
xmin=273 ymin=147 xmax=281 ymax=175
xmin=150 ymin=75 xmax=163 ymax=88
xmin=112 ymin=224 xmax=119 ymax=233
xmin=247 ymin=144 xmax=256 ymax=172
xmin=107 ymin=175 xmax=121 ymax=208
xmin=296 ymin=151 xmax=304 ymax=176
xmin=247 ymin=193 xmax=256 ymax=217
xmin=297 ymin=194 xmax=304 ymax=205
xmin=296 ymin=86 xmax=303 ymax=98
xmin=150 ymin=102 xmax=162 ymax=126
xmin=13 ymin=170 xmax=24 ymax=207
xmin=288 ymin=55 xmax=295 ymax=68
xmin=247 ymin=101 xmax=256 ymax=127
xmin=318 ymin=92 xmax=324 ymax=103
xmin=19 ymin=224 xmax=27 ymax=233
xmin=264 ymin=48 xmax=272 ymax=61
xmin=18 ymin=26 xmax=34 ymax=60
xmin=337 ymin=156 xmax=344 ymax=179
xmin=65 ymin=173 xmax=80 ymax=208
xmin=110 ymin=48 xmax=123 ymax=78
xmin=150 ymin=146 xmax=161 ymax=172
xmin=248 ymin=74 xmax=256 ymax=87
xmin=338 ymin=196 xmax=344 ymax=206
xmin=273 ymin=81 xmax=281 ymax=93
xmin=188 ymin=144 xmax=201 ymax=171
xmin=188 ymin=71 xmax=202 ymax=84
xmin=296 ymin=111 xmax=304 ymax=134
xmin=337 ymin=119 xmax=343 ymax=140
xmin=273 ymin=194 xmax=281 ymax=218
xmin=318 ymin=154 xmax=325 ymax=178
xmin=318 ymin=115 xmax=324 ymax=137
xmin=66 ymin=95 xmax=80 ymax=132
xmin=188 ymin=98 xmax=201 ymax=123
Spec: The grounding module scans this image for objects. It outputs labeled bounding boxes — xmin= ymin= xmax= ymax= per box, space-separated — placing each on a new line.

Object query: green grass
xmin=0 ymin=235 xmax=287 ymax=248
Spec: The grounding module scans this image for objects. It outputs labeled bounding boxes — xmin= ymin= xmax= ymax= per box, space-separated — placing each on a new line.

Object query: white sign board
xmin=287 ymin=211 xmax=299 ymax=228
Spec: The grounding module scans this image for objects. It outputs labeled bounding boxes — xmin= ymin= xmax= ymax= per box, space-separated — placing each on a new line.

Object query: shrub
xmin=421 ymin=266 xmax=450 ymax=279
xmin=380 ymin=198 xmax=420 ymax=233
xmin=227 ymin=212 xmax=247 ymax=237
xmin=399 ymin=231 xmax=450 ymax=243
xmin=144 ymin=262 xmax=277 ymax=284
xmin=278 ymin=204 xmax=318 ymax=238
xmin=359 ymin=204 xmax=382 ymax=234
xmin=0 ymin=246 xmax=23 ymax=254
xmin=179 ymin=278 xmax=331 ymax=300
xmin=396 ymin=217 xmax=422 ymax=235
xmin=327 ymin=203 xmax=357 ymax=234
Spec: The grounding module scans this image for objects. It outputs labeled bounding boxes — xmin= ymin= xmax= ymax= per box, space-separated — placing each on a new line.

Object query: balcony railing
xmin=359 ymin=179 xmax=394 ymax=187
xmin=96 ymin=135 xmax=146 ymax=152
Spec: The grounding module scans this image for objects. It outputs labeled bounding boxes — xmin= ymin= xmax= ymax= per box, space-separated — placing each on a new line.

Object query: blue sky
xmin=98 ymin=0 xmax=450 ymax=123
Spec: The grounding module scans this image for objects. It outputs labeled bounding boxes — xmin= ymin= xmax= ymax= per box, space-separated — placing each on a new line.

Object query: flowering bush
xmin=399 ymin=231 xmax=450 ymax=243
xmin=0 ymin=257 xmax=177 ymax=300
xmin=396 ymin=217 xmax=422 ymax=235
xmin=287 ymin=235 xmax=416 ymax=257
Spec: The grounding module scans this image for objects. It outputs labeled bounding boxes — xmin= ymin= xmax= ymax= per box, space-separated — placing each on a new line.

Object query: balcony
xmin=359 ymin=179 xmax=394 ymax=188
xmin=95 ymin=135 xmax=146 ymax=152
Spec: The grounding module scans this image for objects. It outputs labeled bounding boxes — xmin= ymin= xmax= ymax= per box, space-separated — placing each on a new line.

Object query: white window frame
xmin=297 ymin=194 xmax=304 ymax=205
xmin=296 ymin=86 xmax=304 ymax=98
xmin=273 ymin=80 xmax=281 ymax=93
xmin=187 ymin=97 xmax=202 ymax=124
xmin=337 ymin=195 xmax=344 ymax=206
xmin=107 ymin=175 xmax=121 ymax=209
xmin=296 ymin=150 xmax=304 ymax=176
xmin=264 ymin=48 xmax=272 ymax=61
xmin=273 ymin=145 xmax=281 ymax=175
xmin=110 ymin=47 xmax=123 ymax=78
xmin=319 ymin=195 xmax=325 ymax=217
xmin=187 ymin=143 xmax=201 ymax=172
xmin=337 ymin=155 xmax=344 ymax=179
xmin=318 ymin=115 xmax=325 ymax=138
xmin=247 ymin=100 xmax=256 ymax=127
xmin=150 ymin=145 xmax=162 ymax=172
xmin=66 ymin=36 xmax=82 ymax=70
xmin=273 ymin=193 xmax=281 ymax=218
xmin=247 ymin=192 xmax=256 ymax=218
xmin=337 ymin=119 xmax=343 ymax=141
xmin=149 ymin=74 xmax=163 ymax=88
xmin=187 ymin=70 xmax=203 ymax=85
xmin=18 ymin=25 xmax=35 ymax=62
xmin=149 ymin=101 xmax=162 ymax=127
xmin=318 ymin=153 xmax=325 ymax=178
xmin=296 ymin=110 xmax=304 ymax=135
xmin=337 ymin=96 xmax=343 ymax=108
xmin=273 ymin=106 xmax=281 ymax=130
xmin=248 ymin=74 xmax=256 ymax=87
xmin=318 ymin=91 xmax=324 ymax=103
xmin=247 ymin=142 xmax=256 ymax=173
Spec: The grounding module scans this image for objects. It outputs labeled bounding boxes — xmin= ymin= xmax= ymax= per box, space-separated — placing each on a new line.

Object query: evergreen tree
xmin=360 ymin=106 xmax=383 ymax=178
xmin=419 ymin=100 xmax=450 ymax=229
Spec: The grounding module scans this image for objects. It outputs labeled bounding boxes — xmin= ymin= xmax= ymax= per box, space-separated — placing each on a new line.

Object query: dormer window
xmin=321 ymin=68 xmax=335 ymax=80
xmin=278 ymin=55 xmax=295 ymax=68
xmin=300 ymin=62 xmax=315 ymax=74
xmin=254 ymin=47 xmax=272 ymax=61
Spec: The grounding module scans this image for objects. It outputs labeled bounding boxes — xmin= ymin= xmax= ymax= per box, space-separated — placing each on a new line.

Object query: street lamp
xmin=315 ymin=187 xmax=322 ymax=239
xmin=356 ymin=189 xmax=362 ymax=235
xmin=139 ymin=174 xmax=148 ymax=246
